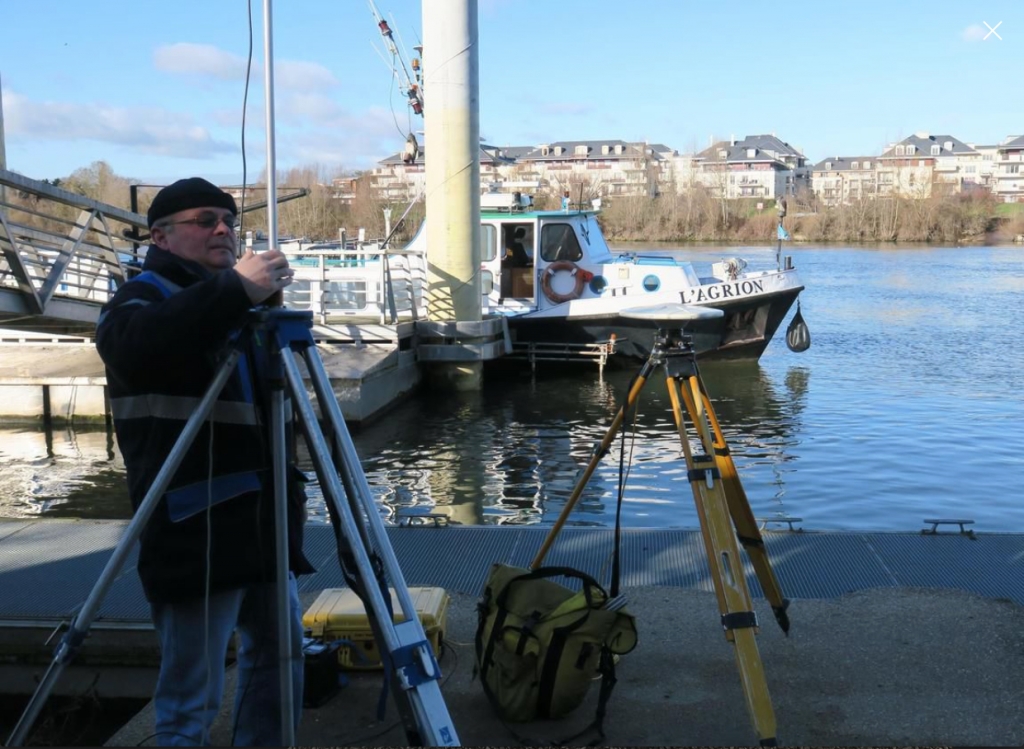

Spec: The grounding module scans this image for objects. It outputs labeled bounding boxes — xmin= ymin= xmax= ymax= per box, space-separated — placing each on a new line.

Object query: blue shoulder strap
xmin=131 ymin=270 xmax=174 ymax=299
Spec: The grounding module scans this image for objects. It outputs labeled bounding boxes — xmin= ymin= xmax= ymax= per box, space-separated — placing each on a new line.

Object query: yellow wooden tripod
xmin=531 ymin=318 xmax=789 ymax=747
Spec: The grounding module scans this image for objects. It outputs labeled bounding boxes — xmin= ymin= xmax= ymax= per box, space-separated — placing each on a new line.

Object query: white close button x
xmin=983 ymin=21 xmax=1003 ymax=40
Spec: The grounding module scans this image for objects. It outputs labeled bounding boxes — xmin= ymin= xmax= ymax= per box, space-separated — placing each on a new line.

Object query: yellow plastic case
xmin=302 ymin=587 xmax=449 ymax=670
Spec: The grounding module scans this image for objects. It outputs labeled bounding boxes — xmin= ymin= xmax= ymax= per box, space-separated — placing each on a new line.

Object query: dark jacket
xmin=96 ymin=246 xmax=314 ymax=604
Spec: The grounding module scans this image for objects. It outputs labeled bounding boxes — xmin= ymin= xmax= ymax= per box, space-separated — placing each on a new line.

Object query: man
xmin=96 ymin=177 xmax=314 ymax=746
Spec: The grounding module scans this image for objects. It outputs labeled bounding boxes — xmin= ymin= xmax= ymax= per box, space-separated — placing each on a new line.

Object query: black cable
xmin=612 ymin=378 xmax=641 ymax=598
xmin=341 ymin=636 xmax=459 ymax=745
xmin=388 ymin=54 xmax=407 ymax=141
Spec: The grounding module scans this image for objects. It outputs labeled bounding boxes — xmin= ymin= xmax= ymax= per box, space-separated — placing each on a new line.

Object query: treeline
xmin=10 ymin=161 xmax=422 ymax=245
xmin=598 ymin=187 xmax=1019 ymax=245
xmin=14 ymin=161 xmax=1023 ymax=246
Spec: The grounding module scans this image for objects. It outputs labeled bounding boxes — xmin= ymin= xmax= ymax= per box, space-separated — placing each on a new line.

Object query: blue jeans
xmin=150 ymin=575 xmax=304 ymax=746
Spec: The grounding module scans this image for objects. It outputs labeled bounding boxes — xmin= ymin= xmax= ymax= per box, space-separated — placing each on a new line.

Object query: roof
xmin=999 ymin=135 xmax=1024 ymax=150
xmin=881 ymin=133 xmax=976 ymax=158
xmin=695 ymin=134 xmax=806 ymax=165
xmin=517 ymin=140 xmax=671 ymax=162
xmin=479 ymin=209 xmax=597 ymax=220
xmin=811 ymin=156 xmax=879 ymax=172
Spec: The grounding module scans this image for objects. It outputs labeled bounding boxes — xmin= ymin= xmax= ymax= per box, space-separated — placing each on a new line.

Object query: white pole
xmin=260 ymin=2 xmax=295 ymax=745
xmin=263 ymin=0 xmax=279 ymax=250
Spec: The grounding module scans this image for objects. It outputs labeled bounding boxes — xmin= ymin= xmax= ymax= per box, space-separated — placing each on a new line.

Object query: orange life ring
xmin=541 ymin=260 xmax=593 ymax=304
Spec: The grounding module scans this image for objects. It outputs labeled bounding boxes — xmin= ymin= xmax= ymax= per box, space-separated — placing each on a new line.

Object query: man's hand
xmin=234 ymin=249 xmax=295 ymax=305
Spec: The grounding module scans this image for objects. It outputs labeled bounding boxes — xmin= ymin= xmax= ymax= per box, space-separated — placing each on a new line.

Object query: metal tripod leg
xmin=6 ymin=348 xmax=244 ymax=747
xmin=266 ymin=310 xmax=459 ymax=746
xmin=663 ymin=355 xmax=778 ymax=747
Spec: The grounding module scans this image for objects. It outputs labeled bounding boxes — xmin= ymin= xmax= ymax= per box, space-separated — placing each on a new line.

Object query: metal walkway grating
xmin=1 ymin=520 xmax=1022 ymax=624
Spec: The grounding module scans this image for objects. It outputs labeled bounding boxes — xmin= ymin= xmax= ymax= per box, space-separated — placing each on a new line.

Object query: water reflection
xmin=0 ymin=425 xmax=130 ymax=519
xmin=323 ymin=359 xmax=808 ymax=529
xmin=0 ymin=360 xmax=807 ymax=531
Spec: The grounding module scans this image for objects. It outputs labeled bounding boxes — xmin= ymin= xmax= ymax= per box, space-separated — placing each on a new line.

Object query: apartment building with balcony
xmin=507 ymin=139 xmax=675 ymax=197
xmin=965 ymin=143 xmax=1001 ymax=191
xmin=992 ymin=135 xmax=1024 ymax=202
xmin=810 ymin=156 xmax=879 ymax=206
xmin=686 ymin=134 xmax=809 ymax=200
xmin=367 ymin=143 xmax=518 ymax=203
xmin=365 ymin=138 xmax=676 ymax=201
xmin=875 ymin=132 xmax=976 ymax=197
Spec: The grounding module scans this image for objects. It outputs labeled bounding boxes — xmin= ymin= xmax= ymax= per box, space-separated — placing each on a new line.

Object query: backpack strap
xmin=131 ymin=270 xmax=181 ymax=298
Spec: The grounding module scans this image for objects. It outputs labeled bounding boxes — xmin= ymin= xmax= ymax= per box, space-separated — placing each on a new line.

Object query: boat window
xmin=480 ymin=224 xmax=497 ymax=262
xmin=501 ymin=223 xmax=534 ymax=267
xmin=540 ymin=224 xmax=583 ymax=262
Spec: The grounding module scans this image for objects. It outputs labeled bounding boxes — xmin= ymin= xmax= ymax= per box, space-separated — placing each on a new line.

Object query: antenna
xmin=368 ymin=0 xmax=424 ymax=114
xmin=263 ymin=0 xmax=279 ymax=254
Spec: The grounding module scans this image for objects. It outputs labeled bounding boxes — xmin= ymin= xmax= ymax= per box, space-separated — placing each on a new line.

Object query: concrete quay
xmin=0 ymin=328 xmax=421 ymax=426
xmin=2 ymin=520 xmax=1022 ymax=747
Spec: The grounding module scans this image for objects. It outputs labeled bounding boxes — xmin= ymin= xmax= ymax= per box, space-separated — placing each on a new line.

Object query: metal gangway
xmin=0 ymin=168 xmax=419 ymax=338
xmin=0 ymin=169 xmax=142 ymax=335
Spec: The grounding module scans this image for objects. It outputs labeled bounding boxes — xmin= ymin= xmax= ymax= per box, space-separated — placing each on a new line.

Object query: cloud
xmin=153 ymin=43 xmax=250 ymax=80
xmin=153 ymin=43 xmax=339 ymax=92
xmin=961 ymin=24 xmax=988 ymax=42
xmin=4 ymin=91 xmax=236 ymax=159
xmin=276 ymin=60 xmax=339 ymax=92
xmin=277 ymin=107 xmax=400 ymax=170
xmin=211 ymin=99 xmax=401 ymax=170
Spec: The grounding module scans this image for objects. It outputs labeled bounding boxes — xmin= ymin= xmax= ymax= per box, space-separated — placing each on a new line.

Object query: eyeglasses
xmin=158 ymin=213 xmax=237 ymax=231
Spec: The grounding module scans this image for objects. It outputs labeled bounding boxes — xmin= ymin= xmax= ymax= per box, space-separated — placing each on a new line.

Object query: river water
xmin=2 ymin=243 xmax=1022 ymax=533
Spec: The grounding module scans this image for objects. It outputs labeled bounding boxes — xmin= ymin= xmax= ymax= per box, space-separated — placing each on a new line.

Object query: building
xmin=686 ymin=134 xmax=809 ymax=200
xmin=365 ymin=138 xmax=676 ymax=201
xmin=810 ymin=156 xmax=878 ymax=206
xmin=875 ymin=132 xmax=977 ymax=198
xmin=512 ymin=139 xmax=675 ymax=198
xmin=992 ymin=135 xmax=1024 ymax=202
xmin=365 ymin=142 xmax=518 ymax=203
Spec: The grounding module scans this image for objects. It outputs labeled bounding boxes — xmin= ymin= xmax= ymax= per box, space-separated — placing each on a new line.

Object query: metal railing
xmin=0 ymin=169 xmax=142 ymax=333
xmin=1 ymin=168 xmax=414 ymax=335
xmin=282 ymin=244 xmax=427 ymax=324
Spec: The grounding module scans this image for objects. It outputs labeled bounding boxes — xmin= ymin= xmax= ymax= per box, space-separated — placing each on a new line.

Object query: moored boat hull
xmin=506 ymin=286 xmax=802 ymax=361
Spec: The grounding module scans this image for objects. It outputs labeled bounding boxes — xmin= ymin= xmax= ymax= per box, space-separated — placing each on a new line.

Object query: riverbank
xmin=598 ymin=191 xmax=1024 ymax=245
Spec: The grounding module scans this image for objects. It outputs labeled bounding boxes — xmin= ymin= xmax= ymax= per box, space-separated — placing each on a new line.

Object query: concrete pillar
xmin=422 ymin=0 xmax=482 ymax=391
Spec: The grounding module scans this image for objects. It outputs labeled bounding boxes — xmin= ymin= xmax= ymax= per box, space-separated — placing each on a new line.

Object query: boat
xmin=473 ymin=191 xmax=804 ymax=361
xmin=278 ymin=190 xmax=806 ymax=362
xmin=339 ymin=6 xmax=807 ymax=362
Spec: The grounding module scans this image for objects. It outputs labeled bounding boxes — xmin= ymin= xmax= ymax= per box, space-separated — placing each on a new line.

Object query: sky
xmin=1 ymin=0 xmax=1022 ymax=185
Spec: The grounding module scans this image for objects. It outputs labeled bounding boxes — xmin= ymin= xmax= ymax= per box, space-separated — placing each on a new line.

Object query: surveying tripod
xmin=531 ymin=308 xmax=790 ymax=747
xmin=7 ymin=308 xmax=459 ymax=747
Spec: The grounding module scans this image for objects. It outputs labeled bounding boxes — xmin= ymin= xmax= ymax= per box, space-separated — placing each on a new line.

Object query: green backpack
xmin=474 ymin=563 xmax=638 ymax=731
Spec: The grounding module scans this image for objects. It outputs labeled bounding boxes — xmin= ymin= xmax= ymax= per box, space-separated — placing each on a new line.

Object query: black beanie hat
xmin=147 ymin=177 xmax=237 ymax=228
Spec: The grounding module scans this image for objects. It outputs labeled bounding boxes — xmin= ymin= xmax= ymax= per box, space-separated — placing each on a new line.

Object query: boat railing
xmin=285 ymin=246 xmax=427 ymax=325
